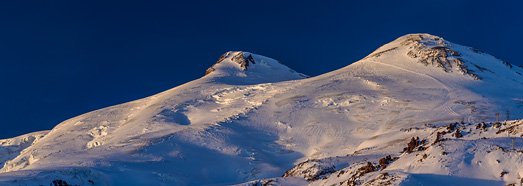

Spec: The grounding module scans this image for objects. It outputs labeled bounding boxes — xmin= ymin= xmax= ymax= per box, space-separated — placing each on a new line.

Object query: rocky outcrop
xmin=282 ymin=159 xmax=337 ymax=181
xmin=231 ymin=51 xmax=256 ymax=70
xmin=205 ymin=51 xmax=257 ymax=75
xmin=401 ymin=34 xmax=481 ymax=80
xmin=205 ymin=52 xmax=229 ymax=75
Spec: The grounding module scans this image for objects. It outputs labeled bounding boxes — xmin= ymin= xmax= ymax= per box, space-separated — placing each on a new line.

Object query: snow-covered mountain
xmin=1 ymin=34 xmax=522 ymax=186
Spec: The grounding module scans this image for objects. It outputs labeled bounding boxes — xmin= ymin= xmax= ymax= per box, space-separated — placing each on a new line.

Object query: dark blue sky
xmin=0 ymin=1 xmax=522 ymax=138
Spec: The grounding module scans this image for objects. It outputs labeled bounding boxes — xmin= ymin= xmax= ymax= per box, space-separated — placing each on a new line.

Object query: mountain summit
xmin=0 ymin=34 xmax=522 ymax=185
xmin=364 ymin=33 xmax=523 ymax=81
xmin=203 ymin=51 xmax=308 ymax=84
xmin=205 ymin=51 xmax=257 ymax=75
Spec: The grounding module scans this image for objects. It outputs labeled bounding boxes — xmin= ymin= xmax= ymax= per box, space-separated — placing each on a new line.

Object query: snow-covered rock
xmin=204 ymin=51 xmax=308 ymax=84
xmin=0 ymin=34 xmax=522 ymax=185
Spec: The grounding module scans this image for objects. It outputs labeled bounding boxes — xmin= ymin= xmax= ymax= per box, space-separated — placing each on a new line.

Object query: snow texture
xmin=0 ymin=34 xmax=522 ymax=186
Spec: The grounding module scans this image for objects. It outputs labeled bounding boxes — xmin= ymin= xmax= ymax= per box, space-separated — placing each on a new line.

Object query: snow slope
xmin=0 ymin=34 xmax=522 ymax=186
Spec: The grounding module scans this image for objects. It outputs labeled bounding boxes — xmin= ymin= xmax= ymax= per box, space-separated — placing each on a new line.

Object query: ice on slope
xmin=0 ymin=131 xmax=48 ymax=169
xmin=0 ymin=34 xmax=522 ymax=185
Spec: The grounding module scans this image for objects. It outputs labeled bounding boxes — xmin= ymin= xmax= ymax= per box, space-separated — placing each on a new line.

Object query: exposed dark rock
xmin=359 ymin=162 xmax=375 ymax=176
xmin=231 ymin=52 xmax=256 ymax=70
xmin=447 ymin=122 xmax=457 ymax=132
xmin=435 ymin=131 xmax=446 ymax=144
xmin=404 ymin=137 xmax=421 ymax=153
xmin=337 ymin=170 xmax=345 ymax=177
xmin=204 ymin=51 xmax=257 ymax=76
xmin=250 ymin=179 xmax=276 ymax=186
xmin=455 ymin=128 xmax=462 ymax=138
xmin=282 ymin=160 xmax=336 ymax=181
xmin=469 ymin=47 xmax=485 ymax=54
xmin=502 ymin=61 xmax=513 ymax=69
xmin=474 ymin=64 xmax=492 ymax=73
xmin=205 ymin=52 xmax=231 ymax=75
xmin=51 ymin=179 xmax=74 ymax=186
xmin=379 ymin=155 xmax=393 ymax=169
xmin=401 ymin=34 xmax=480 ymax=80
xmin=500 ymin=170 xmax=508 ymax=177
xmin=476 ymin=122 xmax=487 ymax=130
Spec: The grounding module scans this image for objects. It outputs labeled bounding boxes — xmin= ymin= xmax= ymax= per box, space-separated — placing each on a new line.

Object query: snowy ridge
xmin=0 ymin=34 xmax=522 ymax=185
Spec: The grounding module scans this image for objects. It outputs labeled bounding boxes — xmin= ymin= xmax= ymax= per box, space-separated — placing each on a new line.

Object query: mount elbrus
xmin=0 ymin=34 xmax=522 ymax=186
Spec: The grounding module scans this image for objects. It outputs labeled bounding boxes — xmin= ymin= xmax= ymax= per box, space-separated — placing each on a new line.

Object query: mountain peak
xmin=400 ymin=34 xmax=474 ymax=77
xmin=205 ymin=51 xmax=255 ymax=75
xmin=363 ymin=33 xmax=523 ymax=80
xmin=365 ymin=34 xmax=455 ymax=61
xmin=203 ymin=51 xmax=307 ymax=84
xmin=1 ymin=34 xmax=523 ymax=186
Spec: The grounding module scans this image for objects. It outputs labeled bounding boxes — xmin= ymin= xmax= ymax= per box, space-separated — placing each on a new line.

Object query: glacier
xmin=0 ymin=33 xmax=522 ymax=185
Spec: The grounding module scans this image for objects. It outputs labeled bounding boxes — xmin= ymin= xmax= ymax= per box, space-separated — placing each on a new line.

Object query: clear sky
xmin=0 ymin=0 xmax=522 ymax=138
